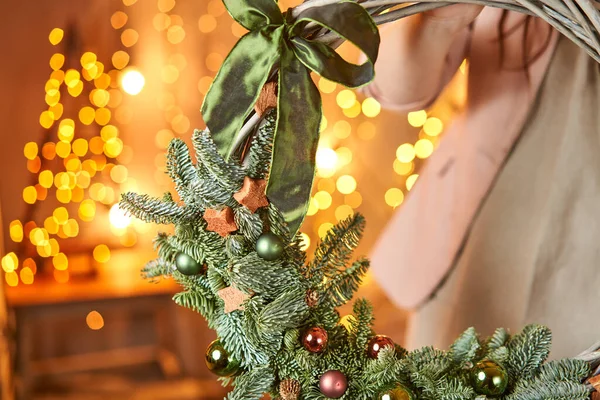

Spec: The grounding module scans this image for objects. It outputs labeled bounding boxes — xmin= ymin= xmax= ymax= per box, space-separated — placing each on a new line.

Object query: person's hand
xmin=423 ymin=4 xmax=484 ymax=31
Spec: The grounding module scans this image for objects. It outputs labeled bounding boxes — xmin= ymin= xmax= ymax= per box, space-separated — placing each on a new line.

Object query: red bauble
xmin=302 ymin=327 xmax=328 ymax=353
xmin=319 ymin=370 xmax=348 ymax=398
xmin=367 ymin=335 xmax=395 ymax=359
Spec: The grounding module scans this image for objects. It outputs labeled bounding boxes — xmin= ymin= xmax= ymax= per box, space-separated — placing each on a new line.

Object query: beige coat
xmin=370 ymin=9 xmax=600 ymax=358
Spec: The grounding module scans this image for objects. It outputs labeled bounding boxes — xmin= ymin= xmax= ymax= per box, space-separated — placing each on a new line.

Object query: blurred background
xmin=0 ymin=0 xmax=466 ymax=398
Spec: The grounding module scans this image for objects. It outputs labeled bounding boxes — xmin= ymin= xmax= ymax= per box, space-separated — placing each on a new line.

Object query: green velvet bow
xmin=201 ymin=0 xmax=380 ymax=236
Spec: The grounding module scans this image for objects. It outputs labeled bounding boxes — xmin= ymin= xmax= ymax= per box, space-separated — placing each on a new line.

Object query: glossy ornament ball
xmin=302 ymin=326 xmax=328 ymax=353
xmin=205 ymin=340 xmax=241 ymax=377
xmin=319 ymin=370 xmax=348 ymax=398
xmin=175 ymin=252 xmax=203 ymax=276
xmin=256 ymin=232 xmax=284 ymax=261
xmin=367 ymin=335 xmax=395 ymax=359
xmin=378 ymin=384 xmax=415 ymax=400
xmin=470 ymin=360 xmax=508 ymax=396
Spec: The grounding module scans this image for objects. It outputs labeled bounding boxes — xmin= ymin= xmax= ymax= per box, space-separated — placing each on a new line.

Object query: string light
xmin=120 ymin=68 xmax=145 ymax=95
xmin=407 ymin=110 xmax=427 ymax=127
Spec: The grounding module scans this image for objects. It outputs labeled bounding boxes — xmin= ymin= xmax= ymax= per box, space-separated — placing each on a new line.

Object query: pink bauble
xmin=319 ymin=370 xmax=348 ymax=398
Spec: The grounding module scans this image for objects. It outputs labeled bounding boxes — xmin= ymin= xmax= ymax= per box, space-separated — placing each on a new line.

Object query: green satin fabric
xmin=201 ymin=0 xmax=380 ymax=235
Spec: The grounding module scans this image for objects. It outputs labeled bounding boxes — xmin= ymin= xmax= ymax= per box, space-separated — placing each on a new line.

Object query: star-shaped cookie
xmin=217 ymin=286 xmax=250 ymax=313
xmin=203 ymin=207 xmax=237 ymax=237
xmin=233 ymin=177 xmax=269 ymax=213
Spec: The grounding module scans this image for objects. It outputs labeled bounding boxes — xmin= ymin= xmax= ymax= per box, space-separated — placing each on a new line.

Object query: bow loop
xmin=223 ymin=0 xmax=283 ymax=31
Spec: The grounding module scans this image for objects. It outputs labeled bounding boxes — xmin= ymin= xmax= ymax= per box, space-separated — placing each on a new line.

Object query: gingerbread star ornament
xmin=203 ymin=207 xmax=238 ymax=237
xmin=217 ymin=286 xmax=250 ymax=313
xmin=234 ymin=176 xmax=269 ymax=213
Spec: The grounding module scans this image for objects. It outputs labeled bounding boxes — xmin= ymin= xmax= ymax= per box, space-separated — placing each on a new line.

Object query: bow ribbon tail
xmin=201 ymin=27 xmax=283 ymax=160
xmin=266 ymin=44 xmax=321 ymax=236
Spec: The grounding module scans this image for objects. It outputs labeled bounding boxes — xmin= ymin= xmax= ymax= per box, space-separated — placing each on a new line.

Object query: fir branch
xmin=245 ymin=109 xmax=276 ymax=179
xmin=234 ymin=206 xmax=264 ymax=242
xmin=349 ymin=299 xmax=374 ymax=352
xmin=256 ymin=288 xmax=310 ymax=334
xmin=166 ymin=139 xmax=199 ymax=200
xmin=141 ymin=257 xmax=174 ymax=282
xmin=320 ymin=258 xmax=369 ymax=308
xmin=227 ymin=365 xmax=275 ymax=400
xmin=306 ymin=213 xmax=365 ymax=284
xmin=436 ymin=377 xmax=475 ymax=400
xmin=507 ymin=324 xmax=552 ymax=381
xmin=173 ymin=289 xmax=216 ymax=319
xmin=487 ymin=327 xmax=511 ymax=351
xmin=230 ymin=253 xmax=301 ymax=299
xmin=192 ymin=128 xmax=245 ymax=192
xmin=449 ymin=327 xmax=481 ymax=367
xmin=226 ymin=235 xmax=250 ymax=257
xmin=536 ymin=359 xmax=590 ymax=382
xmin=212 ymin=311 xmax=270 ymax=367
xmin=504 ymin=380 xmax=590 ymax=400
xmin=120 ymin=192 xmax=194 ymax=224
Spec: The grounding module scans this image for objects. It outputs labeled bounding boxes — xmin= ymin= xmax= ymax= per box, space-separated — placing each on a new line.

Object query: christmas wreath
xmin=120 ymin=1 xmax=600 ymax=399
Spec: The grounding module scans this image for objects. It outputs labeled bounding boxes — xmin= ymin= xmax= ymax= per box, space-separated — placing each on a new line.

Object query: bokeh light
xmin=120 ymin=69 xmax=145 ymax=95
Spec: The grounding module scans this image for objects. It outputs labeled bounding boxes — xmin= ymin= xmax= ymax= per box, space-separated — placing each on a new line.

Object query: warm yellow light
xmin=104 ymin=138 xmax=124 ymax=158
xmin=171 ymin=115 xmax=190 ymax=134
xmin=49 ymin=103 xmax=64 ymax=120
xmin=167 ymin=25 xmax=186 ymax=44
xmin=123 ymin=0 xmax=137 ymax=6
xmin=63 ymin=219 xmax=79 ymax=237
xmin=49 ymin=28 xmax=64 ymax=45
xmin=332 ymin=120 xmax=351 ymax=139
xmin=95 ymin=108 xmax=112 ymax=126
xmin=307 ymin=197 xmax=319 ymax=216
xmin=121 ymin=29 xmax=139 ymax=47
xmin=86 ymin=311 xmax=105 ymax=330
xmin=415 ymin=139 xmax=434 ymax=159
xmin=111 ymin=11 xmax=128 ymax=29
xmin=109 ymin=204 xmax=132 ymax=229
xmin=231 ymin=22 xmax=248 ymax=38
xmin=357 ymin=121 xmax=375 ymax=141
xmin=318 ymin=222 xmax=334 ymax=239
xmin=27 ymin=157 xmax=41 ymax=173
xmin=406 ymin=174 xmax=419 ymax=191
xmin=343 ymin=101 xmax=361 ymax=118
xmin=153 ymin=13 xmax=171 ymax=31
xmin=39 ymin=170 xmax=54 ymax=189
xmin=316 ymin=147 xmax=338 ymax=171
xmin=158 ymin=0 xmax=176 ymax=12
xmin=58 ymin=118 xmax=75 ymax=142
xmin=79 ymin=199 xmax=97 ymax=222
xmin=49 ymin=53 xmax=65 ymax=71
xmin=29 ymin=227 xmax=48 ymax=246
xmin=20 ymin=268 xmax=34 ymax=285
xmin=9 ymin=221 xmax=23 ymax=243
xmin=44 ymin=216 xmax=59 ymax=234
xmin=299 ymin=232 xmax=311 ymax=251
xmin=1 ymin=253 xmax=18 ymax=273
xmin=80 ymin=52 xmax=97 ymax=70
xmin=52 ymin=253 xmax=68 ymax=270
xmin=345 ymin=191 xmax=363 ymax=208
xmin=318 ymin=78 xmax=336 ymax=94
xmin=314 ymin=191 xmax=332 ymax=210
xmin=336 ymin=175 xmax=357 ymax=195
xmin=79 ymin=106 xmax=96 ymax=125
xmin=92 ymin=89 xmax=110 ymax=108
xmin=5 ymin=272 xmax=18 ymax=287
xmin=335 ymin=147 xmax=353 ymax=167
xmin=65 ymin=69 xmax=81 ymax=88
xmin=161 ymin=65 xmax=179 ymax=84
xmin=68 ymin=80 xmax=84 ymax=97
xmin=121 ymin=69 xmax=145 ymax=95
xmin=53 ymin=207 xmax=69 ymax=225
xmin=206 ymin=53 xmax=224 ymax=72
xmin=197 ymin=76 xmax=213 ymax=95
xmin=45 ymin=92 xmax=60 ymax=107
xmin=55 ymin=141 xmax=71 ymax=159
xmin=112 ymin=51 xmax=130 ymax=70
xmin=49 ymin=238 xmax=60 ymax=256
xmin=385 ymin=188 xmax=404 ymax=208
xmin=39 ymin=111 xmax=55 ymax=129
xmin=93 ymin=244 xmax=111 ymax=263
xmin=42 ymin=142 xmax=56 ymax=160
xmin=24 ymin=142 xmax=38 ymax=160
xmin=408 ymin=110 xmax=427 ymax=127
xmin=362 ymin=97 xmax=381 ymax=118
xmin=423 ymin=117 xmax=444 ymax=137
xmin=393 ymin=159 xmax=414 ymax=176
xmin=335 ymin=204 xmax=354 ymax=222
xmin=95 ymin=74 xmax=111 ymax=90
xmin=396 ymin=143 xmax=415 ymax=163
xmin=110 ymin=165 xmax=128 ymax=184
xmin=198 ymin=14 xmax=217 ymax=33
xmin=23 ymin=186 xmax=37 ymax=204
xmin=35 ymin=185 xmax=48 ymax=201
xmin=336 ymin=90 xmax=356 ymax=109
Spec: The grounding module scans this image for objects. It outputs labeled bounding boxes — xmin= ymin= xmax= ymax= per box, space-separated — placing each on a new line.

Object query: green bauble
xmin=205 ymin=340 xmax=241 ymax=377
xmin=175 ymin=252 xmax=203 ymax=276
xmin=378 ymin=384 xmax=415 ymax=400
xmin=470 ymin=360 xmax=508 ymax=397
xmin=255 ymin=232 xmax=284 ymax=261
